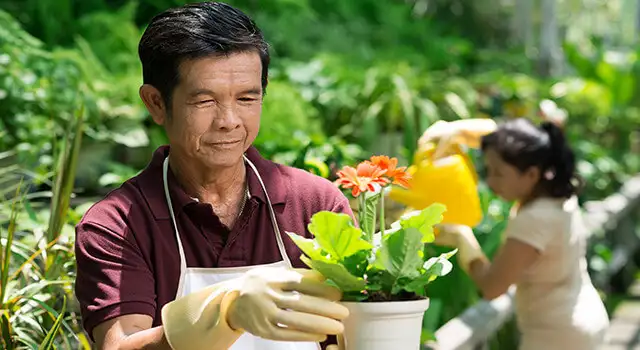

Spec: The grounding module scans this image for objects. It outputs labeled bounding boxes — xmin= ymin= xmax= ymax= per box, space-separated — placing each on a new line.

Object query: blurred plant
xmin=0 ymin=107 xmax=88 ymax=348
xmin=0 ymin=8 xmax=148 ymax=192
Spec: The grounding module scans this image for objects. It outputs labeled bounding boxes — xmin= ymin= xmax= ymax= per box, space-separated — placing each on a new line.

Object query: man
xmin=74 ymin=2 xmax=351 ymax=349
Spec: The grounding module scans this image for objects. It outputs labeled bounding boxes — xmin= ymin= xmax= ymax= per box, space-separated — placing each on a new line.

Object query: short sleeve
xmin=331 ymin=194 xmax=355 ymax=219
xmin=505 ymin=208 xmax=555 ymax=252
xmin=74 ymin=220 xmax=156 ymax=340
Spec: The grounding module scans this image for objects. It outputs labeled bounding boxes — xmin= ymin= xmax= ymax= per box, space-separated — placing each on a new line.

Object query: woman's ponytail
xmin=540 ymin=122 xmax=581 ymax=198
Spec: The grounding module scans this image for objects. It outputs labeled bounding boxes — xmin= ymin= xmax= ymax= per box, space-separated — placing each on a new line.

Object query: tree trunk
xmin=511 ymin=0 xmax=534 ymax=52
xmin=538 ymin=0 xmax=563 ymax=77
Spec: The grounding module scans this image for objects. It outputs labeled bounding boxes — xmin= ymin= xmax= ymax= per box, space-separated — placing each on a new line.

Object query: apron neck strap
xmin=163 ymin=157 xmax=188 ymax=272
xmin=243 ymin=155 xmax=293 ymax=268
xmin=163 ymin=155 xmax=293 ymax=270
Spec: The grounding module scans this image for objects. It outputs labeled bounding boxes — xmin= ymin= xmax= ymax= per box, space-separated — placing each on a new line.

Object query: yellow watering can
xmin=389 ymin=142 xmax=483 ymax=227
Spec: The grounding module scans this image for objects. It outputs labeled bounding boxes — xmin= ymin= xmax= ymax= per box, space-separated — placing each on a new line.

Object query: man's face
xmin=160 ymin=51 xmax=263 ymax=169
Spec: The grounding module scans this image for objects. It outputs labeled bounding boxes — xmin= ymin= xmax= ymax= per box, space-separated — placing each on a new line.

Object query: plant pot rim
xmin=341 ymin=297 xmax=430 ymax=314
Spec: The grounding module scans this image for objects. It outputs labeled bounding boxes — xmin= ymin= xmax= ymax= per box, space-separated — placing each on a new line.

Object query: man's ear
xmin=139 ymin=84 xmax=168 ymax=126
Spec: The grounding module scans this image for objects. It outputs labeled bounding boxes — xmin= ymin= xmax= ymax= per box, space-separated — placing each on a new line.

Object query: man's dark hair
xmin=138 ymin=2 xmax=270 ymax=108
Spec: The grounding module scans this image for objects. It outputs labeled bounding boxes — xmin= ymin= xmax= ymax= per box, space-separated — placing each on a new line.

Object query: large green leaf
xmin=400 ymin=203 xmax=446 ymax=243
xmin=301 ymin=256 xmax=365 ymax=292
xmin=307 ymin=211 xmax=372 ymax=261
xmin=376 ymin=227 xmax=423 ymax=280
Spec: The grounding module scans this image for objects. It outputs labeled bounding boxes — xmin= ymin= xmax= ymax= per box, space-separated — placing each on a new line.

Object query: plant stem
xmin=358 ymin=194 xmax=367 ymax=240
xmin=370 ymin=196 xmax=376 ymax=242
xmin=379 ymin=190 xmax=385 ymax=235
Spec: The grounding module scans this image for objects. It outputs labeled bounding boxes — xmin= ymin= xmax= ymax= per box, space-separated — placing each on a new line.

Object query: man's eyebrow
xmin=239 ymin=88 xmax=262 ymax=95
xmin=188 ymin=89 xmax=215 ymax=97
xmin=187 ymin=87 xmax=262 ymax=97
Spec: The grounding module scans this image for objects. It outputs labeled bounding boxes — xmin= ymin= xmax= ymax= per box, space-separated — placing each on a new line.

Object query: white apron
xmin=163 ymin=155 xmax=321 ymax=350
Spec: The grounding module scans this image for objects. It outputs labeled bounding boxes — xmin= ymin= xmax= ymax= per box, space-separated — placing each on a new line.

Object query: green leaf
xmin=38 ymin=296 xmax=66 ymax=350
xmin=285 ymin=232 xmax=326 ymax=261
xmin=376 ymin=227 xmax=423 ymax=280
xmin=342 ymin=290 xmax=369 ymax=302
xmin=400 ymin=204 xmax=446 ymax=243
xmin=301 ymin=256 xmax=365 ymax=292
xmin=399 ymin=249 xmax=458 ymax=295
xmin=307 ymin=211 xmax=372 ymax=261
xmin=423 ymin=251 xmax=456 ymax=277
xmin=1 ymin=311 xmax=13 ymax=350
xmin=360 ymin=192 xmax=379 ymax=239
xmin=341 ymin=249 xmax=370 ymax=278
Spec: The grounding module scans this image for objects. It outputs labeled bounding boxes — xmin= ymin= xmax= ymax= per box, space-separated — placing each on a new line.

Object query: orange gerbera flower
xmin=335 ymin=162 xmax=388 ymax=197
xmin=369 ymin=155 xmax=411 ymax=188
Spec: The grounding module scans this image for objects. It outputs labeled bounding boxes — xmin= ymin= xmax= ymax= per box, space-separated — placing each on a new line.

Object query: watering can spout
xmin=389 ymin=142 xmax=483 ymax=227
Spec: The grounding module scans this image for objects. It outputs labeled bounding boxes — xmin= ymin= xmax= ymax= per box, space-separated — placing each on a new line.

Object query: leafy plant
xmin=0 ymin=106 xmax=88 ymax=349
xmin=286 ymin=155 xmax=457 ymax=302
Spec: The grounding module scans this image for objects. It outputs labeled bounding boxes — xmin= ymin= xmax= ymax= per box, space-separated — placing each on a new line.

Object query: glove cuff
xmin=162 ymin=282 xmax=244 ymax=350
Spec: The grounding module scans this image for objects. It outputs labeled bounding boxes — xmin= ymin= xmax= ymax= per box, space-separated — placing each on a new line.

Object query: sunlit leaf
xmin=307 ymin=211 xmax=372 ymax=261
xmin=376 ymin=227 xmax=423 ymax=280
xmin=400 ymin=203 xmax=447 ymax=243
xmin=301 ymin=256 xmax=365 ymax=292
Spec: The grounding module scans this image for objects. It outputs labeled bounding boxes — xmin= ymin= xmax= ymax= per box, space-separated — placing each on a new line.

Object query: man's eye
xmin=238 ymin=97 xmax=258 ymax=102
xmin=196 ymin=100 xmax=215 ymax=105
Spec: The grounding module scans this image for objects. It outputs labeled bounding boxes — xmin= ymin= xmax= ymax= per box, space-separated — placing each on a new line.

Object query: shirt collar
xmin=137 ymin=145 xmax=287 ymax=220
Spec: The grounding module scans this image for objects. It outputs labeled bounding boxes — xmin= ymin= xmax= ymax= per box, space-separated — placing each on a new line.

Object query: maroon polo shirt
xmin=74 ymin=145 xmax=354 ymax=343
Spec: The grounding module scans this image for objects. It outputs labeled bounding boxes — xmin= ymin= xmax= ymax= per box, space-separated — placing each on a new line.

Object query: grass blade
xmin=1 ymin=179 xmax=24 ymax=306
xmin=9 ymin=237 xmax=61 ymax=282
xmin=37 ymin=296 xmax=66 ymax=350
xmin=47 ymin=104 xmax=84 ymax=245
xmin=1 ymin=310 xmax=14 ymax=350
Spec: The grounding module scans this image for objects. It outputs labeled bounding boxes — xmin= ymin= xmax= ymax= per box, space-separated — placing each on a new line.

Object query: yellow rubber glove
xmin=434 ymin=224 xmax=488 ymax=274
xmin=161 ymin=267 xmax=349 ymax=350
xmin=418 ymin=118 xmax=498 ymax=154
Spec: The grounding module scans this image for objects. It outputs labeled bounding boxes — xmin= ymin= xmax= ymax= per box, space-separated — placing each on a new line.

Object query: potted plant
xmin=286 ymin=155 xmax=457 ymax=350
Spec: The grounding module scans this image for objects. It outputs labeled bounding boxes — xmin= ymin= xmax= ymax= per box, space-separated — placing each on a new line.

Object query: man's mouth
xmin=210 ymin=140 xmax=242 ymax=145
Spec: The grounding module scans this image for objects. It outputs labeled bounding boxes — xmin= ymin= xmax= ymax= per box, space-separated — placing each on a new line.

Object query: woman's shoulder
xmin=513 ymin=196 xmax=578 ymax=226
xmin=524 ymin=196 xmax=578 ymax=214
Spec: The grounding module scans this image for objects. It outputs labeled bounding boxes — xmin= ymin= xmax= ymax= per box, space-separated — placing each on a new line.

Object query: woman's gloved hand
xmin=226 ymin=267 xmax=349 ymax=342
xmin=434 ymin=224 xmax=489 ymax=274
xmin=161 ymin=267 xmax=349 ymax=350
xmin=418 ymin=119 xmax=498 ymax=158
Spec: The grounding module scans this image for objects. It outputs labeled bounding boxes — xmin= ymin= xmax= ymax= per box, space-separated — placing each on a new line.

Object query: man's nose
xmin=213 ymin=103 xmax=242 ymax=130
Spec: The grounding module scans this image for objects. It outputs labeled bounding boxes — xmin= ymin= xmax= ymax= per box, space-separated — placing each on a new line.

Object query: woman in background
xmin=422 ymin=117 xmax=610 ymax=350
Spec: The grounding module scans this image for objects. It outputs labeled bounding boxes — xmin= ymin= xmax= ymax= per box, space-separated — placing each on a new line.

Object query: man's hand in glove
xmin=161 ymin=267 xmax=349 ymax=350
xmin=226 ymin=267 xmax=349 ymax=342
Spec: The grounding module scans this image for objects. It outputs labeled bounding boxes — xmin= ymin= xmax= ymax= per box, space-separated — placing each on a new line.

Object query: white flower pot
xmin=341 ymin=298 xmax=430 ymax=350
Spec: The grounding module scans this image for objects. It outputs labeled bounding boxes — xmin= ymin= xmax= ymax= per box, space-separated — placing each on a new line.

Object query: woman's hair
xmin=480 ymin=118 xmax=581 ymax=198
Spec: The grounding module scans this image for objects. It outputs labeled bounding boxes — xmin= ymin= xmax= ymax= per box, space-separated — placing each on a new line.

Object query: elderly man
xmin=74 ymin=2 xmax=351 ymax=349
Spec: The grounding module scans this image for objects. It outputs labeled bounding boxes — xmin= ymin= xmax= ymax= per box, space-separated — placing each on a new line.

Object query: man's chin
xmin=202 ymin=151 xmax=245 ymax=169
